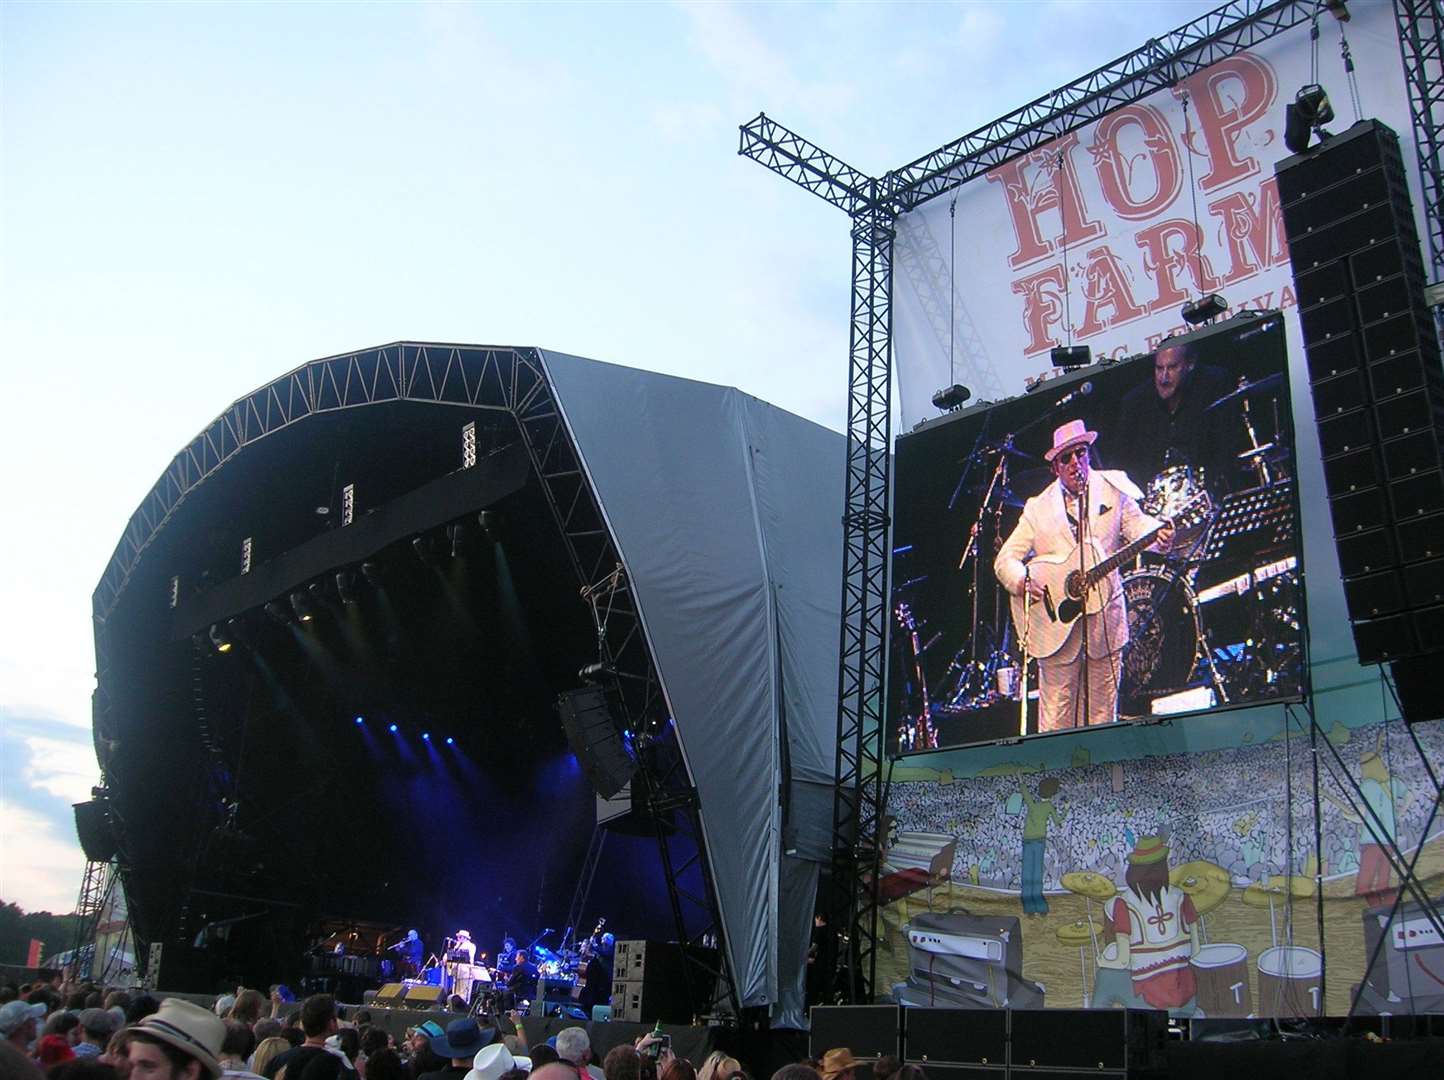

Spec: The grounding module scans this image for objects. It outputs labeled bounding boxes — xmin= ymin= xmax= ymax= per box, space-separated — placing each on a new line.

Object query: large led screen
xmin=890 ymin=311 xmax=1305 ymax=753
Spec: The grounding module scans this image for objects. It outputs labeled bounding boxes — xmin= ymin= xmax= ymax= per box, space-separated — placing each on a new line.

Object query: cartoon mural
xmin=878 ymin=710 xmax=1443 ymax=1017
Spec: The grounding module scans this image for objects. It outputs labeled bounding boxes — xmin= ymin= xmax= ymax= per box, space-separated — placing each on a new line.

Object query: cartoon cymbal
xmin=1055 ymin=918 xmax=1093 ymax=947
xmin=1171 ymin=861 xmax=1231 ymax=915
xmin=1242 ymin=875 xmax=1315 ymax=905
xmin=1061 ymin=871 xmax=1117 ymax=900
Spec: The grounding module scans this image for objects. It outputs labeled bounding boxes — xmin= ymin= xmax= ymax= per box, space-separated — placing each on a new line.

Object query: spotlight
xmin=478 ymin=510 xmax=503 ymax=542
xmin=1050 ymin=345 xmax=1092 ymax=369
xmin=447 ymin=522 xmax=468 ymax=558
xmin=579 ymin=661 xmax=615 ymax=683
xmin=1284 ymin=83 xmax=1335 ymax=154
xmin=1181 ymin=294 xmax=1229 ymax=326
xmin=388 ymin=723 xmax=398 ymax=733
xmin=264 ymin=601 xmax=291 ymax=625
xmin=930 ymin=384 xmax=972 ymax=411
xmin=421 ymin=732 xmax=431 ymax=741
xmin=208 ymin=624 xmax=233 ymax=654
xmin=360 ymin=561 xmax=384 ymax=587
xmin=336 ymin=570 xmax=358 ymax=605
xmin=354 ymin=716 xmax=364 ymax=725
xmin=412 ymin=536 xmax=436 ymax=566
xmin=290 ymin=591 xmax=315 ymax=622
xmin=445 ymin=736 xmax=454 ymax=746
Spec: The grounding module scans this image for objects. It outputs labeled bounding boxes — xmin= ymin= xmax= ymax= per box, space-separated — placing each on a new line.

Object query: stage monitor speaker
xmin=1009 ymin=1008 xmax=1167 ymax=1075
xmin=402 ymin=985 xmax=443 ymax=1008
xmin=903 ymin=1007 xmax=1005 ymax=1068
xmin=73 ymin=799 xmax=117 ymax=863
xmin=808 ymin=1005 xmax=899 ymax=1061
xmin=608 ymin=979 xmax=693 ymax=1025
xmin=374 ymin=983 xmax=405 ymax=1005
xmin=557 ymin=686 xmax=635 ymax=799
xmin=1277 ymin=119 xmax=1444 ymax=664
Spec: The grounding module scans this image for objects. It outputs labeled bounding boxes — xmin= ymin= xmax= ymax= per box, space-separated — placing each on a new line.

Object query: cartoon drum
xmin=1190 ymin=943 xmax=1251 ymax=1017
xmin=1257 ymin=945 xmax=1322 ymax=1017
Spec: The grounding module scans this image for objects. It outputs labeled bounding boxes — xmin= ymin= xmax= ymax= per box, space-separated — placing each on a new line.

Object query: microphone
xmin=1055 ymin=381 xmax=1093 ymax=408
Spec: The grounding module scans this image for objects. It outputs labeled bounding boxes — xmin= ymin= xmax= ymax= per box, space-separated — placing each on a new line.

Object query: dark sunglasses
xmin=1055 ymin=445 xmax=1089 ymax=464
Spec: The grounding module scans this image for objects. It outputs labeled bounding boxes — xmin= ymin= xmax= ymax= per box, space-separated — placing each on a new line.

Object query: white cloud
xmin=0 ymin=804 xmax=86 ymax=914
xmin=23 ymin=734 xmax=99 ymax=804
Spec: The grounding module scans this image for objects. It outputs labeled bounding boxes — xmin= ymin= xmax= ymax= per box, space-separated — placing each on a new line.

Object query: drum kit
xmin=918 ymin=369 xmax=1301 ymax=725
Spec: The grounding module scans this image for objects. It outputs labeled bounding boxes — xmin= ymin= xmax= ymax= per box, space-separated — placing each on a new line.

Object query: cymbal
xmin=1056 ymin=918 xmax=1093 ymax=946
xmin=1241 ymin=874 xmax=1316 ymax=906
xmin=1170 ymin=860 xmax=1232 ymax=915
xmin=1206 ymin=372 xmax=1284 ymax=412
xmin=1061 ymin=870 xmax=1117 ymax=900
xmin=969 ymin=440 xmax=1038 ymax=464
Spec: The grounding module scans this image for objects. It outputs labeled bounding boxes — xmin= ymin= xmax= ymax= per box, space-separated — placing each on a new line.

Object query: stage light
xmin=290 ymin=591 xmax=315 ymax=622
xmin=447 ymin=522 xmax=468 ymax=558
xmin=1050 ymin=345 xmax=1092 ymax=369
xmin=1181 ymin=294 xmax=1229 ymax=326
xmin=421 ymin=732 xmax=431 ymax=741
xmin=336 ymin=570 xmax=358 ymax=605
xmin=361 ymin=561 xmax=384 ymax=586
xmin=930 ymin=384 xmax=972 ymax=411
xmin=355 ymin=716 xmax=364 ymax=725
xmin=412 ymin=536 xmax=436 ymax=566
xmin=579 ymin=661 xmax=614 ymax=683
xmin=1284 ymin=83 xmax=1335 ymax=154
xmin=388 ymin=723 xmax=398 ymax=733
xmin=264 ymin=601 xmax=291 ymax=625
xmin=478 ymin=510 xmax=502 ymax=542
xmin=445 ymin=736 xmax=454 ymax=746
xmin=462 ymin=421 xmax=477 ymax=469
xmin=208 ymin=624 xmax=233 ymax=654
xmin=341 ymin=483 xmax=355 ymax=527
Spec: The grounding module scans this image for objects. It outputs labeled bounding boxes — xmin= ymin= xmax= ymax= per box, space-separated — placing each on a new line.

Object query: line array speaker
xmin=1276 ymin=119 xmax=1444 ymax=664
xmin=557 ymin=686 xmax=636 ymax=798
xmin=808 ymin=1005 xmax=900 ymax=1061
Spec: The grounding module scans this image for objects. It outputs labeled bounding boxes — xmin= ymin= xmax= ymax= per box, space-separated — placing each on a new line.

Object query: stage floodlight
xmin=445 ymin=736 xmax=454 ymax=746
xmin=1181 ymin=294 xmax=1229 ymax=326
xmin=208 ymin=624 xmax=233 ymax=654
xmin=355 ymin=716 xmax=364 ymax=725
xmin=388 ymin=723 xmax=398 ymax=733
xmin=448 ymin=522 xmax=468 ymax=558
xmin=462 ymin=421 xmax=477 ymax=469
xmin=1050 ymin=345 xmax=1092 ymax=369
xmin=341 ymin=483 xmax=355 ymax=527
xmin=290 ymin=591 xmax=315 ymax=622
xmin=478 ymin=510 xmax=502 ymax=542
xmin=421 ymin=732 xmax=431 ymax=741
xmin=361 ymin=560 xmax=384 ymax=586
xmin=336 ymin=570 xmax=358 ymax=605
xmin=1284 ymin=83 xmax=1335 ymax=154
xmin=241 ymin=537 xmax=253 ymax=575
xmin=169 ymin=575 xmax=180 ymax=609
xmin=930 ymin=384 xmax=971 ymax=411
xmin=579 ymin=661 xmax=614 ymax=683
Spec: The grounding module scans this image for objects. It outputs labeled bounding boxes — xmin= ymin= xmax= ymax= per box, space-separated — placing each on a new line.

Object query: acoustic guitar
xmin=1009 ymin=492 xmax=1210 ymax=659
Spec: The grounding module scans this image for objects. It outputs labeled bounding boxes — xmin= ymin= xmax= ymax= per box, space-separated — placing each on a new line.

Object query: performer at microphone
xmin=390 ymin=928 xmax=424 ymax=978
xmin=447 ymin=930 xmax=476 ymax=964
xmin=994 ymin=420 xmax=1172 ymax=731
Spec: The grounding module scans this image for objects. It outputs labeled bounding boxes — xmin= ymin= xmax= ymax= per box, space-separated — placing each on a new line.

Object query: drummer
xmin=1104 ymin=834 xmax=1201 ymax=1012
xmin=1114 ymin=338 xmax=1233 ymax=497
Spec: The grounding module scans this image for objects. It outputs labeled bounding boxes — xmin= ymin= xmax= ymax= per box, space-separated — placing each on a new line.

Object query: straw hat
xmin=819 ymin=1048 xmax=863 ymax=1080
xmin=129 ymin=998 xmax=226 ymax=1080
xmin=1044 ymin=419 xmax=1098 ymax=463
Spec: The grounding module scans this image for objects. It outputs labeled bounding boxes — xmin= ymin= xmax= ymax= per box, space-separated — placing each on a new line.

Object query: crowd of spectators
xmin=0 ymin=978 xmax=811 ymax=1080
xmin=888 ymin=719 xmax=1444 ymax=895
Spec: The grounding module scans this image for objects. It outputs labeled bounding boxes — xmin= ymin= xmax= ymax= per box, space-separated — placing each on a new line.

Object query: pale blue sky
xmin=0 ymin=0 xmax=1217 ymax=914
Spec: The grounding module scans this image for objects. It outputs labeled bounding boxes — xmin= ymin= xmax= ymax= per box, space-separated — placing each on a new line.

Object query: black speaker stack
xmin=807 ymin=1005 xmax=1168 ymax=1079
xmin=557 ymin=685 xmax=636 ymax=797
xmin=608 ymin=939 xmax=717 ymax=1024
xmin=1276 ymin=119 xmax=1444 ymax=717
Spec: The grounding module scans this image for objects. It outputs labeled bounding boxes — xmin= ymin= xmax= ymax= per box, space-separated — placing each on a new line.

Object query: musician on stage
xmin=995 ymin=420 xmax=1173 ymax=731
xmin=391 ymin=929 xmax=424 ymax=978
xmin=447 ymin=930 xmax=476 ymax=964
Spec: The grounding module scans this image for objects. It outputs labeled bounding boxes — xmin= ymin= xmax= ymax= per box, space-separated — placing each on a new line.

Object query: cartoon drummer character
xmin=1105 ymin=834 xmax=1201 ymax=1010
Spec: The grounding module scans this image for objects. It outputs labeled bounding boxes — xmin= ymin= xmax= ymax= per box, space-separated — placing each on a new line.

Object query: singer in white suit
xmin=995 ymin=421 xmax=1172 ymax=731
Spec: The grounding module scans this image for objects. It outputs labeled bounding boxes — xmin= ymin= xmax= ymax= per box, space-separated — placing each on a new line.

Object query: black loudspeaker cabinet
xmin=904 ymin=1007 xmax=1006 ymax=1073
xmin=1009 ymin=1009 xmax=1166 ymax=1075
xmin=73 ymin=798 xmax=117 ymax=863
xmin=556 ymin=686 xmax=636 ymax=798
xmin=808 ymin=1004 xmax=899 ymax=1061
xmin=1276 ymin=119 xmax=1444 ymax=663
xmin=608 ymin=941 xmax=717 ymax=1024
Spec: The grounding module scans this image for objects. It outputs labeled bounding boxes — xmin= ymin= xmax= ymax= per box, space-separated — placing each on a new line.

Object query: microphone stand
xmin=1077 ymin=480 xmax=1091 ymax=727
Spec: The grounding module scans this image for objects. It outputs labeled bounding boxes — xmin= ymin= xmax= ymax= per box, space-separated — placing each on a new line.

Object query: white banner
xmin=893 ymin=0 xmax=1425 ymax=427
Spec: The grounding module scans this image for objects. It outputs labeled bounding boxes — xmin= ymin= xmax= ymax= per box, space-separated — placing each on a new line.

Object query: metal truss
xmin=67 ymin=860 xmax=112 ymax=978
xmin=885 ymin=0 xmax=1314 ymax=211
xmin=1395 ymin=0 xmax=1444 ymax=283
xmin=93 ymin=343 xmax=736 ymax=1014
